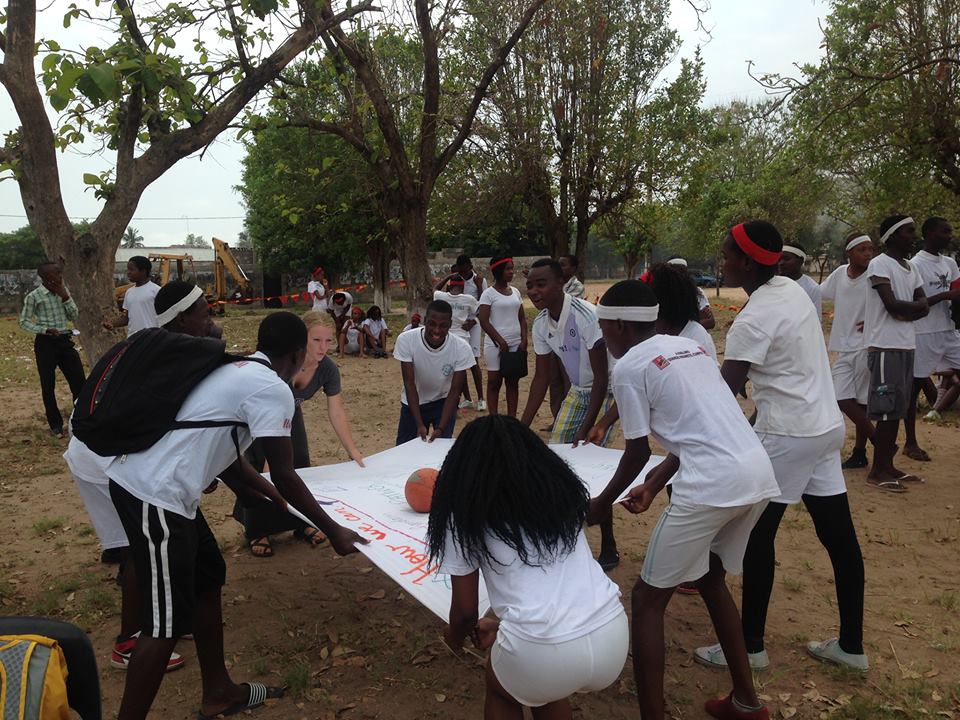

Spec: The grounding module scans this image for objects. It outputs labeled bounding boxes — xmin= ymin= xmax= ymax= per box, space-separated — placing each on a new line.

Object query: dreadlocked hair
xmin=647 ymin=263 xmax=699 ymax=329
xmin=426 ymin=415 xmax=589 ymax=568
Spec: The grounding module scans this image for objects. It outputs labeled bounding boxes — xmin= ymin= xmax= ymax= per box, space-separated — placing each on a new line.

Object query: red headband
xmin=732 ymin=224 xmax=781 ymax=266
xmin=638 ymin=270 xmax=652 ymax=284
xmin=489 ymin=257 xmax=513 ymax=270
xmin=312 ymin=266 xmax=324 ymax=276
xmin=448 ymin=278 xmax=465 ymax=286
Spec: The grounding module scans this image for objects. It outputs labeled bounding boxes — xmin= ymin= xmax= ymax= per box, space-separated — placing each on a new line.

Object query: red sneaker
xmin=704 ymin=693 xmax=769 ymax=719
xmin=111 ymin=632 xmax=185 ymax=672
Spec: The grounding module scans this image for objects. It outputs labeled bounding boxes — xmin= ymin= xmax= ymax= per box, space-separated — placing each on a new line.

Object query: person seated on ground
xmin=104 ymin=311 xmax=366 ymax=720
xmin=393 ymin=300 xmax=474 ymax=444
xmin=402 ymin=313 xmax=422 ymax=333
xmin=235 ymin=310 xmax=366 ymax=558
xmin=588 ymin=279 xmax=778 ymax=720
xmin=103 ymin=256 xmax=160 ymax=335
xmin=337 ymin=306 xmax=365 ymax=357
xmin=361 ymin=305 xmax=390 ymax=358
xmin=428 ymin=415 xmax=628 ymax=720
xmin=326 ymin=291 xmax=353 ymax=336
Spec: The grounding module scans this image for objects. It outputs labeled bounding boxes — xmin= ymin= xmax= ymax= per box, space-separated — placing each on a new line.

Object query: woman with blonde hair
xmin=234 ymin=310 xmax=366 ymax=557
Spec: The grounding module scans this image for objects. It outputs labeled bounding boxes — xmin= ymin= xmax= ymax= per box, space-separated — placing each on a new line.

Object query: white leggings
xmin=491 ymin=610 xmax=629 ymax=707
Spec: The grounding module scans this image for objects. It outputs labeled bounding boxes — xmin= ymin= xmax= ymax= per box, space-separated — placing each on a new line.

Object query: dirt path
xmin=0 ymin=287 xmax=957 ymax=719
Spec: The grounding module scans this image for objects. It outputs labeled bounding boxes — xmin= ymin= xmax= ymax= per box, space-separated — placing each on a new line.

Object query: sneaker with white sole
xmin=112 ymin=632 xmax=185 ymax=672
xmin=924 ymin=410 xmax=941 ymax=422
xmin=805 ymin=638 xmax=868 ymax=672
xmin=458 ymin=399 xmax=475 ymax=410
xmin=694 ymin=643 xmax=770 ymax=670
xmin=477 ymin=400 xmax=488 ymax=412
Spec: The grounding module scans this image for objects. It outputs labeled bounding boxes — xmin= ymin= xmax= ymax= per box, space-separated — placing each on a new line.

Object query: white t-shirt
xmin=64 ymin=436 xmax=112 ymax=485
xmin=393 ymin=328 xmax=475 ymax=405
xmin=532 ymin=295 xmax=602 ymax=389
xmin=696 ymin=287 xmax=709 ymax=311
xmin=725 ymin=276 xmax=843 ymax=437
xmin=479 ymin=286 xmax=523 ymax=346
xmin=911 ymin=250 xmax=960 ymax=334
xmin=438 ymin=530 xmax=623 ymax=644
xmin=362 ymin=317 xmax=388 ymax=337
xmin=401 ymin=323 xmax=417 ymax=333
xmin=342 ymin=320 xmax=361 ymax=348
xmin=863 ymin=253 xmax=924 ymax=350
xmin=328 ymin=292 xmax=353 ymax=317
xmin=122 ymin=282 xmax=160 ymax=336
xmin=462 ymin=272 xmax=488 ymax=302
xmin=106 ymin=352 xmax=294 ymax=518
xmin=795 ymin=274 xmax=823 ymax=317
xmin=678 ymin=320 xmax=717 ymax=363
xmin=433 ymin=291 xmax=479 ymax=341
xmin=614 ymin=335 xmax=779 ymax=508
xmin=820 ymin=265 xmax=869 ymax=352
xmin=307 ymin=280 xmax=327 ymax=311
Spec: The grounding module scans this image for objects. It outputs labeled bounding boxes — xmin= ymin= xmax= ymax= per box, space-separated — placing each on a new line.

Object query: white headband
xmin=666 ymin=258 xmax=687 ymax=267
xmin=782 ymin=245 xmax=806 ymax=261
xmin=156 ymin=286 xmax=203 ymax=326
xmin=879 ymin=217 xmax=914 ymax=244
xmin=596 ymin=304 xmax=659 ymax=322
xmin=845 ymin=235 xmax=872 ymax=251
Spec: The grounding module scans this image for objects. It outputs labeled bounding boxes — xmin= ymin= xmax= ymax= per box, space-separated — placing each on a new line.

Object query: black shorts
xmin=109 ymin=481 xmax=226 ymax=639
xmin=867 ymin=349 xmax=914 ymax=421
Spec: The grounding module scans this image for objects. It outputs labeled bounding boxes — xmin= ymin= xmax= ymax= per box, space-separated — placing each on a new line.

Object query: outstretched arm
xmin=573 ymin=344 xmax=609 ymax=446
xmin=519 ymin=352 xmax=553 ymax=426
xmin=445 ymin=571 xmax=480 ymax=652
xmin=587 ymin=436 xmax=651 ymax=525
xmin=326 ymin=394 xmax=365 ymax=466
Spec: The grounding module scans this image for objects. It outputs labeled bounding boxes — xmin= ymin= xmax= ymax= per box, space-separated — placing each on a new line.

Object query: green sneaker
xmin=694 ymin=643 xmax=770 ymax=670
xmin=805 ymin=638 xmax=868 ymax=672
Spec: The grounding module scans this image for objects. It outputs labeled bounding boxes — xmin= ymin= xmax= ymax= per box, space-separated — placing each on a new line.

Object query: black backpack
xmin=72 ymin=328 xmax=268 ymax=457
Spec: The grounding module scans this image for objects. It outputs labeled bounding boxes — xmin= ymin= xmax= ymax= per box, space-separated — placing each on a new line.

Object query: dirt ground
xmin=1 ymin=284 xmax=958 ymax=719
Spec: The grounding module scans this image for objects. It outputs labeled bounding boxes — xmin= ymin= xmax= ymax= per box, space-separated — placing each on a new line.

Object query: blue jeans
xmin=396 ymin=398 xmax=455 ymax=445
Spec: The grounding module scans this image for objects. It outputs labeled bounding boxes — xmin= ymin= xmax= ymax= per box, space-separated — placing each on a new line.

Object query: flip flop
xmin=867 ymin=477 xmax=908 ymax=493
xmin=197 ymin=682 xmax=285 ymax=719
xmin=896 ymin=473 xmax=925 ymax=483
xmin=295 ymin=526 xmax=327 ymax=547
xmin=249 ymin=537 xmax=273 ymax=558
xmin=902 ymin=446 xmax=932 ymax=462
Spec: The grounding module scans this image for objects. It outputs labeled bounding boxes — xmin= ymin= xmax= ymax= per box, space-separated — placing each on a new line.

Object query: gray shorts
xmin=867 ymin=349 xmax=914 ymax=421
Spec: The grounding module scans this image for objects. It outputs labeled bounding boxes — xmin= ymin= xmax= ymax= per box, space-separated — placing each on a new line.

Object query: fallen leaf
xmin=368 ymin=589 xmax=386 ymax=600
xmin=780 ymin=708 xmax=797 ymax=718
xmin=435 ymin=694 xmax=446 ymax=703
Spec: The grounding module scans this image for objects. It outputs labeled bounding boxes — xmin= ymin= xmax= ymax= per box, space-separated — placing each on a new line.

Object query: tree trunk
xmin=573 ymin=216 xmax=592 ymax=280
xmin=623 ymin=252 xmax=639 ymax=279
xmin=367 ymin=239 xmax=392 ymax=314
xmin=396 ymin=207 xmax=434 ymax=314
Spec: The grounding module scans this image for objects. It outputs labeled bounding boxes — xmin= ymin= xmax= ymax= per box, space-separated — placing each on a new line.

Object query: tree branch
xmin=436 ymin=0 xmax=547 ymax=175
xmin=415 ymin=0 xmax=440 ymax=201
xmin=225 ymin=3 xmax=254 ymax=76
xmin=113 ymin=0 xmax=150 ymax=54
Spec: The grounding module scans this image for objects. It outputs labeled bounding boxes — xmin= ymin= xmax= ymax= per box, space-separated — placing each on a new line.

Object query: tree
xmin=478 ymin=0 xmax=706 ymax=274
xmin=0 ymin=0 xmax=374 ymax=360
xmin=182 ymin=233 xmax=209 ymax=248
xmin=754 ymin=0 xmax=960 ymax=224
xmin=263 ymin=0 xmax=547 ymax=311
xmin=0 ymin=225 xmax=46 ymax=269
xmin=121 ymin=226 xmax=144 ymax=248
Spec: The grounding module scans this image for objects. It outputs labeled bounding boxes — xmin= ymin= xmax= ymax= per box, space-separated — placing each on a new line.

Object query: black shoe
xmin=841 ymin=449 xmax=868 ymax=469
xmin=597 ymin=548 xmax=620 ymax=571
xmin=50 ymin=426 xmax=64 ymax=438
xmin=101 ymin=547 xmax=125 ymax=565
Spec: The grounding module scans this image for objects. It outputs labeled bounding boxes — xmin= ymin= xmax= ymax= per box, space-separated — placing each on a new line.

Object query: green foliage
xmin=0 ymin=225 xmax=46 ymax=269
xmin=121 ymin=226 xmax=145 ymax=248
xmin=181 ymin=233 xmax=208 ymax=248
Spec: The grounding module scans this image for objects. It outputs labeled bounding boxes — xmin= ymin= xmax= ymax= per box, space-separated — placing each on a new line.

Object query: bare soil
xmin=1 ymin=285 xmax=958 ymax=719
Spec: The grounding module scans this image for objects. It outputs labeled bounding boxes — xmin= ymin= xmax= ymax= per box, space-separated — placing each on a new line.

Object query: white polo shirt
xmin=122 ymin=282 xmax=160 ymax=336
xmin=106 ymin=352 xmax=294 ymax=518
xmin=820 ymin=265 xmax=869 ymax=353
xmin=532 ymin=294 xmax=603 ymax=389
xmin=911 ymin=250 xmax=959 ymax=334
xmin=393 ymin=328 xmax=475 ymax=405
xmin=613 ymin=334 xmax=779 ymax=508
xmin=863 ymin=253 xmax=924 ymax=350
xmin=724 ymin=276 xmax=843 ymax=437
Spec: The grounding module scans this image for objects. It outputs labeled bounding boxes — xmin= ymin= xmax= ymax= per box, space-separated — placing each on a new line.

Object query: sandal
xmin=294 ymin=526 xmax=327 ymax=547
xmin=197 ymin=682 xmax=285 ymax=719
xmin=249 ymin=537 xmax=273 ymax=558
xmin=867 ymin=477 xmax=908 ymax=493
xmin=902 ymin=446 xmax=931 ymax=462
xmin=896 ymin=473 xmax=925 ymax=483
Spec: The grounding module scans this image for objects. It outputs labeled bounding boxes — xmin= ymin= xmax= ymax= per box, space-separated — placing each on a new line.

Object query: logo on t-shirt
xmin=931 ymin=272 xmax=950 ymax=291
xmin=282 ymin=418 xmax=292 ymax=429
xmin=652 ymin=355 xmax=670 ymax=369
xmin=442 ymin=363 xmax=454 ymax=377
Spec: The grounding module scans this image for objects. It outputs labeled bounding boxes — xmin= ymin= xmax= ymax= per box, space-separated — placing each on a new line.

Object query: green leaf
xmin=86 ymin=64 xmax=118 ymax=100
xmin=49 ymin=89 xmax=72 ymax=111
xmin=82 ymin=173 xmax=101 ymax=185
xmin=41 ymin=54 xmax=62 ymax=72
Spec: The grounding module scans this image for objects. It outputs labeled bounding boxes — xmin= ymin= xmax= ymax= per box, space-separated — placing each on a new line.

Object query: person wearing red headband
xmin=694 ymin=220 xmax=868 ymax=678
xmin=478 ymin=257 xmax=528 ymax=416
xmin=307 ymin=267 xmax=328 ymax=313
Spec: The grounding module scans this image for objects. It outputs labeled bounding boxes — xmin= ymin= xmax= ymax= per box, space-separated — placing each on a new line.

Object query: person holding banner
xmin=478 ymin=256 xmax=528 ymax=416
xmin=428 ymin=415 xmax=628 ymax=720
xmin=588 ymin=279 xmax=778 ymax=720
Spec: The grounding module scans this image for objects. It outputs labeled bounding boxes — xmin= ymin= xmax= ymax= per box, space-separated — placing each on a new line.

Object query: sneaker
xmin=924 ymin=410 xmax=942 ymax=422
xmin=694 ymin=643 xmax=770 ymax=670
xmin=805 ymin=637 xmax=868 ymax=672
xmin=477 ymin=400 xmax=488 ymax=412
xmin=704 ymin=693 xmax=770 ymax=719
xmin=841 ymin=449 xmax=868 ymax=469
xmin=458 ymin=399 xmax=475 ymax=410
xmin=597 ymin=548 xmax=620 ymax=571
xmin=111 ymin=632 xmax=186 ymax=672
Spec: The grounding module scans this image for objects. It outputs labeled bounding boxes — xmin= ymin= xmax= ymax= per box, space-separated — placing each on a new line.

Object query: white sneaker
xmin=694 ymin=643 xmax=770 ymax=670
xmin=477 ymin=400 xmax=488 ymax=411
xmin=806 ymin=638 xmax=868 ymax=672
xmin=924 ymin=410 xmax=942 ymax=422
xmin=458 ymin=399 xmax=475 ymax=410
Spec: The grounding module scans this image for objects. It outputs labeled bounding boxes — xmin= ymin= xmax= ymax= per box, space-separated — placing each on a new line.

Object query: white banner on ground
xmin=291 ymin=439 xmax=663 ymax=621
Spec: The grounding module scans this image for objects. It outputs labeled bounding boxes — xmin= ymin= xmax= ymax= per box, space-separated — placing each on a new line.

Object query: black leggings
xmin=741 ymin=494 xmax=864 ymax=655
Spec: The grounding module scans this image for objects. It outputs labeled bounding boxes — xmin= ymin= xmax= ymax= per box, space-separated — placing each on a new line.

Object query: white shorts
xmin=491 ymin=611 xmax=628 ymax=707
xmin=914 ymin=330 xmax=960 ymax=378
xmin=758 ymin=426 xmax=847 ymax=504
xmin=483 ymin=341 xmax=520 ymax=372
xmin=832 ymin=349 xmax=870 ymax=404
xmin=641 ymin=502 xmax=768 ymax=588
xmin=73 ymin=477 xmax=128 ymax=550
xmin=468 ymin=323 xmax=482 ymax=357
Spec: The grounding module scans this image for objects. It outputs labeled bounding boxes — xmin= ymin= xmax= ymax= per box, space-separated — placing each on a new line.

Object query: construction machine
xmin=207 ymin=237 xmax=253 ymax=314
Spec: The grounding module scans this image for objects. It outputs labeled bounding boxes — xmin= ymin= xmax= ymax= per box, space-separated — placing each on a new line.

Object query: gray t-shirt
xmin=293 ymin=356 xmax=341 ymax=406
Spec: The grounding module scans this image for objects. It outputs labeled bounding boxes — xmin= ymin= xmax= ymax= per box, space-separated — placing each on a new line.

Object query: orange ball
xmin=405 ymin=468 xmax=438 ymax=513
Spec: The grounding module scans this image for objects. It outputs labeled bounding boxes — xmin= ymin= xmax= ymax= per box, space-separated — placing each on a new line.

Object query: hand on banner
xmin=328 ymin=526 xmax=368 ymax=556
xmin=417 ymin=424 xmax=429 ymax=441
xmin=571 ymin=424 xmax=592 ymax=448
xmin=583 ymin=424 xmax=608 ymax=446
xmin=352 ymin=455 xmax=367 ymax=467
xmin=428 ymin=427 xmax=446 ymax=443
xmin=620 ymin=484 xmax=655 ymax=514
xmin=472 ymin=618 xmax=499 ymax=651
xmin=586 ymin=497 xmax=611 ymax=526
